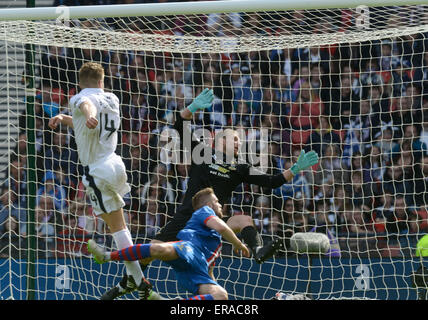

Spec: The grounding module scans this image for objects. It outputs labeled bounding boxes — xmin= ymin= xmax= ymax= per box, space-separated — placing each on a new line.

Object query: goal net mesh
xmin=1 ymin=3 xmax=428 ymax=300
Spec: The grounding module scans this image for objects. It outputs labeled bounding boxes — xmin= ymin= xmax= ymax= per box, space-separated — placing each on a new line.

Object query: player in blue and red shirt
xmin=87 ymin=187 xmax=250 ymax=300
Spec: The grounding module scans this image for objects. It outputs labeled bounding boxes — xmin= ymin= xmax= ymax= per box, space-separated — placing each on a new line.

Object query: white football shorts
xmin=82 ymin=153 xmax=131 ymax=216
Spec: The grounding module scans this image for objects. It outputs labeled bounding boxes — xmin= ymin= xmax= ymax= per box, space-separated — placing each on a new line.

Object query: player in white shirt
xmin=48 ymin=62 xmax=152 ymax=299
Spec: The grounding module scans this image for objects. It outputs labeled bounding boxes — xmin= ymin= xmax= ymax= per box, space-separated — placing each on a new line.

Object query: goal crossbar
xmin=0 ymin=0 xmax=428 ymax=21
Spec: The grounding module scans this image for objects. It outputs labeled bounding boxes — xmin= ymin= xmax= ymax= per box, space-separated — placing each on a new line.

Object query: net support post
xmin=25 ymin=0 xmax=37 ymax=301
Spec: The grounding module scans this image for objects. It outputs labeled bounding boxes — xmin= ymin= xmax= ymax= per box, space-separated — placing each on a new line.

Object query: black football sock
xmin=241 ymin=226 xmax=262 ymax=254
xmin=139 ymin=262 xmax=148 ymax=272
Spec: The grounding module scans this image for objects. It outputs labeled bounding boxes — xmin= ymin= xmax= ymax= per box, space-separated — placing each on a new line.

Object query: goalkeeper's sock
xmin=112 ymin=229 xmax=145 ymax=287
xmin=186 ymin=294 xmax=214 ymax=300
xmin=139 ymin=261 xmax=148 ymax=272
xmin=241 ymin=226 xmax=262 ymax=254
xmin=111 ymin=244 xmax=152 ymax=261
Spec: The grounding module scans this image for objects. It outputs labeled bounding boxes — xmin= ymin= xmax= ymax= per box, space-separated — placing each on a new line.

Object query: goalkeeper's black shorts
xmin=153 ymin=212 xmax=230 ymax=242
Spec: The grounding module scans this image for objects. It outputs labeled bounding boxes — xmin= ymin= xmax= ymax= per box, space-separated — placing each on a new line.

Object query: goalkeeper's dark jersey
xmin=173 ymin=114 xmax=287 ymax=218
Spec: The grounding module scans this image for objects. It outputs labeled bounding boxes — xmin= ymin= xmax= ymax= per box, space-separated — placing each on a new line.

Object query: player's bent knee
xmin=150 ymin=243 xmax=166 ymax=256
xmin=150 ymin=239 xmax=163 ymax=244
xmin=212 ymin=286 xmax=228 ymax=300
xmin=227 ymin=215 xmax=253 ymax=233
xmin=150 ymin=243 xmax=177 ymax=260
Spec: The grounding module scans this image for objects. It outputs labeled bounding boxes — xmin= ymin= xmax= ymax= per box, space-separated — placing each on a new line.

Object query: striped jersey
xmin=69 ymin=88 xmax=120 ymax=166
xmin=177 ymin=205 xmax=222 ymax=267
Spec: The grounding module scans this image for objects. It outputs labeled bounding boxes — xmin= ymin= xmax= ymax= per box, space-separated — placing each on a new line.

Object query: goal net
xmin=1 ymin=0 xmax=428 ymax=300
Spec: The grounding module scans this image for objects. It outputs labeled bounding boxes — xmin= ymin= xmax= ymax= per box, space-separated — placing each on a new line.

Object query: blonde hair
xmin=192 ymin=187 xmax=215 ymax=211
xmin=79 ymin=62 xmax=104 ymax=88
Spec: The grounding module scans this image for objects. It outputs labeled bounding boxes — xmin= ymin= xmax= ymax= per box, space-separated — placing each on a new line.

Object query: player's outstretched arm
xmin=180 ymin=88 xmax=214 ymax=120
xmin=79 ymin=101 xmax=98 ymax=129
xmin=48 ymin=114 xmax=74 ymax=129
xmin=206 ymin=216 xmax=250 ymax=257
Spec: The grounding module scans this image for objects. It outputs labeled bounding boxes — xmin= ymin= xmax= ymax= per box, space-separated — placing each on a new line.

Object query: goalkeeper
xmin=88 ymin=187 xmax=250 ymax=300
xmin=103 ymin=88 xmax=319 ymax=299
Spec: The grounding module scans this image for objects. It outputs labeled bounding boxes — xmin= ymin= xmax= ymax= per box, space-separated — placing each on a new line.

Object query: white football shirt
xmin=69 ymin=88 xmax=120 ymax=166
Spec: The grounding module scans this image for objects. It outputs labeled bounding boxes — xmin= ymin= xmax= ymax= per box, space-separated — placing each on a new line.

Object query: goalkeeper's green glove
xmin=187 ymin=88 xmax=214 ymax=113
xmin=290 ymin=150 xmax=319 ymax=176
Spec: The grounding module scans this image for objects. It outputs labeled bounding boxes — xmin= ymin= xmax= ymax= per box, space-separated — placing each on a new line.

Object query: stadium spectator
xmin=282 ymin=196 xmax=303 ymax=232
xmin=362 ymin=144 xmax=385 ymax=184
xmin=206 ymin=90 xmax=229 ymax=129
xmin=11 ymin=132 xmax=27 ymax=163
xmin=346 ymin=170 xmax=374 ymax=208
xmin=391 ymin=86 xmax=423 ymax=130
xmin=414 ymin=153 xmax=428 ymax=207
xmin=3 ymin=158 xmax=27 ymax=208
xmin=141 ymin=193 xmax=167 ymax=239
xmin=351 ymin=99 xmax=373 ymax=143
xmin=57 ymin=212 xmax=90 ymax=257
xmin=391 ymin=59 xmax=414 ymax=97
xmin=139 ymin=164 xmax=175 ymax=215
xmin=122 ymin=93 xmax=150 ymax=133
xmin=300 ymin=47 xmax=330 ymax=72
xmin=310 ymin=197 xmax=336 ymax=234
xmin=0 ymin=189 xmax=27 ymax=236
xmin=342 ymin=119 xmax=365 ymax=169
xmin=236 ymin=72 xmax=263 ymax=114
xmin=402 ymin=124 xmax=427 ymax=159
xmin=373 ymin=126 xmax=399 ymax=163
xmin=288 ymin=81 xmax=324 ymax=130
xmin=0 ymin=216 xmax=22 ymax=258
xmin=252 ymin=195 xmax=272 ymax=234
xmin=232 ymin=100 xmax=253 ymax=128
xmin=382 ymin=155 xmax=416 ymax=208
xmin=230 ymin=183 xmax=255 ymax=216
xmin=291 ymin=64 xmax=310 ymax=101
xmin=37 ymin=170 xmax=68 ymax=213
xmin=343 ymin=204 xmax=375 ymax=234
xmin=66 ymin=200 xmax=96 ymax=235
xmin=328 ymin=76 xmax=357 ymax=130
xmin=270 ymin=49 xmax=296 ymax=86
xmin=124 ymin=145 xmax=150 ymax=211
xmin=420 ymin=106 xmax=428 ymax=147
xmin=305 ymin=116 xmax=341 ymax=157
xmin=374 ymin=188 xmax=394 ymax=223
xmin=35 ymin=195 xmax=56 ymax=257
xmin=308 ymin=64 xmax=325 ymax=97
xmin=259 ymin=87 xmax=282 ymax=117
xmin=170 ymin=163 xmax=190 ymax=205
xmin=330 ymin=185 xmax=347 ymax=227
xmin=379 ymin=40 xmax=401 ymax=72
xmin=414 ymin=51 xmax=428 ymax=96
xmin=266 ymin=211 xmax=283 ymax=239
xmin=40 ymin=46 xmax=69 ymax=91
xmin=44 ymin=130 xmax=79 ymax=186
xmin=385 ymin=195 xmax=418 ymax=250
xmin=312 ymin=144 xmax=348 ymax=199
xmin=359 ymin=59 xmax=383 ymax=98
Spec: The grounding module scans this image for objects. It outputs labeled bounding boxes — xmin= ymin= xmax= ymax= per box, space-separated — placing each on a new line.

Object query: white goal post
xmin=1 ymin=0 xmax=428 ymax=300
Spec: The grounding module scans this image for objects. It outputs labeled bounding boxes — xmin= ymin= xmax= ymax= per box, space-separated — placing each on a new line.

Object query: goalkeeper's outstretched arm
xmin=244 ymin=149 xmax=319 ymax=188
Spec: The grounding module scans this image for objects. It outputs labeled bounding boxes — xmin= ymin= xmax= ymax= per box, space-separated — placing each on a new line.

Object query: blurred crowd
xmin=1 ymin=2 xmax=428 ymax=258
